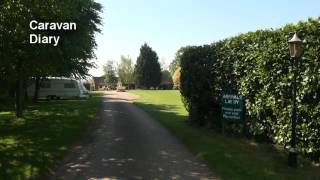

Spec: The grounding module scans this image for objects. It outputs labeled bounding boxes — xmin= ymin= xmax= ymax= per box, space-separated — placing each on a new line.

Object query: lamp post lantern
xmin=288 ymin=33 xmax=303 ymax=167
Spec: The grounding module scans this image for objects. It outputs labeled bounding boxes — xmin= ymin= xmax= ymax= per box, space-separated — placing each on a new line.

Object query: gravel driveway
xmin=49 ymin=91 xmax=217 ymax=180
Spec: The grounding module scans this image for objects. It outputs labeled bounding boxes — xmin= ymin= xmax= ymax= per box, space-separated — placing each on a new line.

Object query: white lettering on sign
xmin=223 ymin=114 xmax=241 ymax=120
xmin=222 ymin=94 xmax=241 ymax=99
xmin=222 ymin=92 xmax=244 ymax=121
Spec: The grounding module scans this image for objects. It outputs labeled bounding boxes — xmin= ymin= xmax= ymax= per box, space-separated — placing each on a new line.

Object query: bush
xmin=180 ymin=45 xmax=219 ymax=126
xmin=179 ymin=17 xmax=320 ymax=160
xmin=172 ymin=67 xmax=181 ymax=89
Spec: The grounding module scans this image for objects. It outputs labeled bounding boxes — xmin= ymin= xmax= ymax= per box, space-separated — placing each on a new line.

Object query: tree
xmin=117 ymin=55 xmax=134 ymax=87
xmin=160 ymin=70 xmax=173 ymax=89
xmin=169 ymin=46 xmax=189 ymax=75
xmin=172 ymin=67 xmax=181 ymax=89
xmin=134 ymin=43 xmax=161 ymax=89
xmin=180 ymin=45 xmax=216 ymax=126
xmin=0 ymin=0 xmax=102 ymax=116
xmin=103 ymin=60 xmax=118 ymax=89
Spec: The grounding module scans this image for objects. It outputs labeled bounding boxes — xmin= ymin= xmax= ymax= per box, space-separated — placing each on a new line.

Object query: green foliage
xmin=178 ymin=17 xmax=320 ymax=160
xmin=160 ymin=70 xmax=173 ymax=89
xmin=117 ymin=55 xmax=134 ymax=85
xmin=103 ymin=60 xmax=118 ymax=86
xmin=169 ymin=46 xmax=191 ymax=75
xmin=0 ymin=0 xmax=102 ymax=78
xmin=0 ymin=0 xmax=102 ymax=116
xmin=179 ymin=45 xmax=218 ymax=126
xmin=134 ymin=43 xmax=161 ymax=89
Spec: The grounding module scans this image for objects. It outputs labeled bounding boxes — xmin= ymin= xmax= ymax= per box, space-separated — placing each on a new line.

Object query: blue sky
xmin=89 ymin=0 xmax=320 ymax=76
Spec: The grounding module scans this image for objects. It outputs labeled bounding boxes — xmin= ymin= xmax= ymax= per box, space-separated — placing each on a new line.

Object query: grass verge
xmin=130 ymin=90 xmax=320 ymax=180
xmin=0 ymin=92 xmax=104 ymax=179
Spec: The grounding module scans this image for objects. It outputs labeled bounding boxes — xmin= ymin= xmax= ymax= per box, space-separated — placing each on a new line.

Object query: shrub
xmin=178 ymin=17 xmax=320 ymax=160
xmin=180 ymin=45 xmax=218 ymax=126
xmin=172 ymin=67 xmax=181 ymax=89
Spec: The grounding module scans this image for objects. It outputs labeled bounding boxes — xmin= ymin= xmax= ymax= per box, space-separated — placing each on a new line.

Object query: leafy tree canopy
xmin=103 ymin=60 xmax=117 ymax=84
xmin=0 ymin=0 xmax=102 ymax=116
xmin=169 ymin=46 xmax=190 ymax=75
xmin=117 ymin=55 xmax=134 ymax=84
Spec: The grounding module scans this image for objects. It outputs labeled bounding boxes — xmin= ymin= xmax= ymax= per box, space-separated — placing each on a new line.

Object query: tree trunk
xmin=33 ymin=76 xmax=40 ymax=103
xmin=24 ymin=80 xmax=29 ymax=101
xmin=15 ymin=76 xmax=24 ymax=117
xmin=15 ymin=62 xmax=25 ymax=117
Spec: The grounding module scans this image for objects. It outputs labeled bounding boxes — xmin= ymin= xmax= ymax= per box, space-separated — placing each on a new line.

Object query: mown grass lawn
xmin=130 ymin=90 xmax=320 ymax=180
xmin=0 ymin=92 xmax=104 ymax=179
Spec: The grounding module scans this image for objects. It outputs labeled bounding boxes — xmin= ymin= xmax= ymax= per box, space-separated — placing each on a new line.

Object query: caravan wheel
xmin=46 ymin=95 xmax=56 ymax=100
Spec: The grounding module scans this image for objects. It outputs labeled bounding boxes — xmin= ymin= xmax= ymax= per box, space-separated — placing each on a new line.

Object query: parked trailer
xmin=27 ymin=78 xmax=90 ymax=99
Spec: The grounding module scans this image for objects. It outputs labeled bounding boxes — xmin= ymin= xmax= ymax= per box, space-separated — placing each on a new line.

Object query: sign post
xmin=221 ymin=90 xmax=244 ymax=135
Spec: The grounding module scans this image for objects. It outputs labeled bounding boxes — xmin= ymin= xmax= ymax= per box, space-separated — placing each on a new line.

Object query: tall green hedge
xmin=179 ymin=18 xmax=320 ymax=160
xmin=180 ymin=45 xmax=218 ymax=126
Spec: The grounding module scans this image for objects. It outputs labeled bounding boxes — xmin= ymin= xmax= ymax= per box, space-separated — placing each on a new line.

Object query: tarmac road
xmin=50 ymin=91 xmax=217 ymax=180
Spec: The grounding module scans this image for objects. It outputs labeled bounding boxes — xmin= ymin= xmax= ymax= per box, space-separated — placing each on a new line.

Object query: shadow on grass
xmin=133 ymin=101 xmax=320 ymax=180
xmin=0 ymin=94 xmax=103 ymax=180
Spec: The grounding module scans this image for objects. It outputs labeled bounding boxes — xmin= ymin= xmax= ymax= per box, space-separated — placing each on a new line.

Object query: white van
xmin=27 ymin=77 xmax=90 ymax=99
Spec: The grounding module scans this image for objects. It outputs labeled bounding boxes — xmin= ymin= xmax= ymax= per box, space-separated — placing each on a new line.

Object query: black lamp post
xmin=288 ymin=33 xmax=303 ymax=167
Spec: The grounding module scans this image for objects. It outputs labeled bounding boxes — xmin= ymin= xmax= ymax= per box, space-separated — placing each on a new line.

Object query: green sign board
xmin=221 ymin=91 xmax=244 ymax=122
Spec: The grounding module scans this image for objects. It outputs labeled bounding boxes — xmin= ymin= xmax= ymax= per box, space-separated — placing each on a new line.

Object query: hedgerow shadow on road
xmin=48 ymin=92 xmax=217 ymax=180
xmin=132 ymin=101 xmax=194 ymax=145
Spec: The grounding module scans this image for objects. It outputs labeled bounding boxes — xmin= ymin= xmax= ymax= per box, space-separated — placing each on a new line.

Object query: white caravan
xmin=27 ymin=77 xmax=90 ymax=99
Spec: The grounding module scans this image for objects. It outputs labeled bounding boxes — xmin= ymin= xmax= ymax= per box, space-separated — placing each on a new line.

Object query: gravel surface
xmin=50 ymin=91 xmax=217 ymax=180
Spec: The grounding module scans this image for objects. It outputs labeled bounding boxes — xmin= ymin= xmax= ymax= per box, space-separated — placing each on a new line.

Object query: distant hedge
xmin=179 ymin=18 xmax=320 ymax=161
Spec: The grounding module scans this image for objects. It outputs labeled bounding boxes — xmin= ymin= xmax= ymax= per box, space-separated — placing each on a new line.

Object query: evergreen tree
xmin=134 ymin=43 xmax=161 ymax=88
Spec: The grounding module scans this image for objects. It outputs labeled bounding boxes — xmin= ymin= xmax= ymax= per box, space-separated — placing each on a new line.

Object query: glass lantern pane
xmin=289 ymin=43 xmax=295 ymax=57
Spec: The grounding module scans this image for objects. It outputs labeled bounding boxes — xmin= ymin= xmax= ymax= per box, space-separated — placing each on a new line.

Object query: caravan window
xmin=40 ymin=81 xmax=51 ymax=88
xmin=64 ymin=82 xmax=76 ymax=88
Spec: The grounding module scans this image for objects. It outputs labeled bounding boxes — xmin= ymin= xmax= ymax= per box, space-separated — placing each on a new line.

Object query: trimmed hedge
xmin=179 ymin=17 xmax=320 ymax=161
